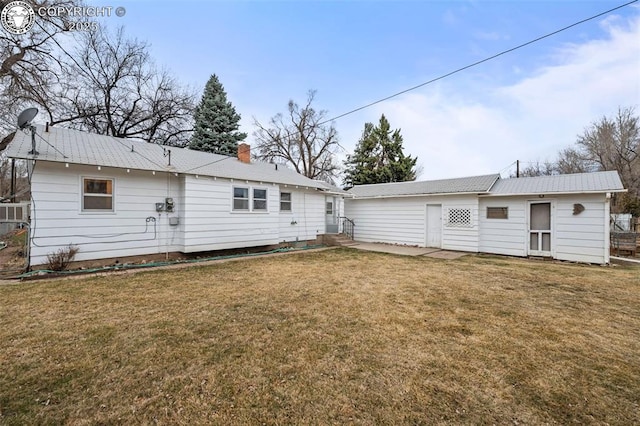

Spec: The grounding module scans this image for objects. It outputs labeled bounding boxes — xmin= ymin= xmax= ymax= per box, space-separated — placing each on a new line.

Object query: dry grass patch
xmin=0 ymin=249 xmax=639 ymax=424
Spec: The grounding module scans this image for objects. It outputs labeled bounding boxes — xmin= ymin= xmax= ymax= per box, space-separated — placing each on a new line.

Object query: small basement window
xmin=253 ymin=189 xmax=267 ymax=211
xmin=280 ymin=192 xmax=292 ymax=211
xmin=233 ymin=187 xmax=249 ymax=210
xmin=487 ymin=207 xmax=509 ymax=219
xmin=82 ymin=178 xmax=113 ymax=211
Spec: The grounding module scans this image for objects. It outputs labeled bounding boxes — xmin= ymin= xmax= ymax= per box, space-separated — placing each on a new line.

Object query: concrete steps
xmin=324 ymin=234 xmax=358 ymax=247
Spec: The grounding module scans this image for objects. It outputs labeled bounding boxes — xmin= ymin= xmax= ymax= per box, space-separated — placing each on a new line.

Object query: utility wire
xmin=6 ymin=1 xmax=636 ymax=175
xmin=185 ymin=0 xmax=637 ymax=173
xmin=321 ymin=0 xmax=638 ymax=124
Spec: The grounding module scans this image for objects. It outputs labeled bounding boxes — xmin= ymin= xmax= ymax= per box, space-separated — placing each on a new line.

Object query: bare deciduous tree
xmin=0 ymin=0 xmax=80 ymax=132
xmin=575 ymin=107 xmax=639 ymax=197
xmin=253 ymin=90 xmax=340 ymax=183
xmin=555 ymin=147 xmax=589 ymax=175
xmin=56 ymin=27 xmax=196 ymax=146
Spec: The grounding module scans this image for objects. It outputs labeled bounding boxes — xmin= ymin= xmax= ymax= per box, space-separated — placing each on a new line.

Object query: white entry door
xmin=325 ymin=196 xmax=339 ymax=234
xmin=528 ymin=202 xmax=552 ymax=256
xmin=426 ymin=204 xmax=442 ymax=248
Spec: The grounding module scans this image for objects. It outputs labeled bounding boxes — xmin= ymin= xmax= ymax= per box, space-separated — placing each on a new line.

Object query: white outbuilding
xmin=345 ymin=171 xmax=626 ymax=264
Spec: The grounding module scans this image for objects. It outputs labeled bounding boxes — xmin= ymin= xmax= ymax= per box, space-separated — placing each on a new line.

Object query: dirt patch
xmin=0 ymin=229 xmax=28 ymax=276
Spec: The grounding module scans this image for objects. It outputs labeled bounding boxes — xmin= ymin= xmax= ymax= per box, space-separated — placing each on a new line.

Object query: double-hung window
xmin=280 ymin=192 xmax=292 ymax=212
xmin=253 ymin=189 xmax=267 ymax=211
xmin=233 ymin=186 xmax=268 ymax=212
xmin=82 ymin=178 xmax=114 ymax=212
xmin=233 ymin=187 xmax=249 ymax=211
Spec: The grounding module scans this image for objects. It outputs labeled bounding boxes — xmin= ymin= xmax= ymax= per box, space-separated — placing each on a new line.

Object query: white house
xmin=345 ymin=172 xmax=626 ymax=264
xmin=4 ymin=125 xmax=346 ymax=266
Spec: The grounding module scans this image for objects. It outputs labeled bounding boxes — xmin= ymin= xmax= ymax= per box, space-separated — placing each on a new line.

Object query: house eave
xmin=479 ymin=189 xmax=627 ymax=197
xmin=20 ymin=157 xmax=329 ymax=190
xmin=351 ymin=191 xmax=490 ymax=200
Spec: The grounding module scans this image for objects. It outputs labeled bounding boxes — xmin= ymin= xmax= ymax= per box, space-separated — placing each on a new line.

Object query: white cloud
xmin=355 ymin=13 xmax=640 ymax=180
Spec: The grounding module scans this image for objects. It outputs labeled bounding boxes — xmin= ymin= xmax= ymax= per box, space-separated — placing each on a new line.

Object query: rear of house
xmin=345 ymin=171 xmax=625 ymax=264
xmin=5 ymin=126 xmax=338 ymax=266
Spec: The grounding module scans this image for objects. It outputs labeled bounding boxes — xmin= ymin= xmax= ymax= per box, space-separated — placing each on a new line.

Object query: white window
xmin=82 ymin=178 xmax=113 ymax=211
xmin=233 ymin=186 xmax=267 ymax=212
xmin=280 ymin=192 xmax=292 ymax=211
xmin=487 ymin=207 xmax=508 ymax=219
xmin=253 ymin=189 xmax=267 ymax=211
xmin=446 ymin=208 xmax=472 ymax=227
xmin=326 ymin=201 xmax=333 ymax=215
xmin=233 ymin=187 xmax=249 ymax=210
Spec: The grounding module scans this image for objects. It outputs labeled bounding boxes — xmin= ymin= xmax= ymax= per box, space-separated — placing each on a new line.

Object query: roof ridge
xmin=351 ymin=173 xmax=500 ymax=188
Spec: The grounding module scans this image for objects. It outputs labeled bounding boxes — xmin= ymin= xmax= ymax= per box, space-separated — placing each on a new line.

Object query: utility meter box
xmin=169 ymin=216 xmax=179 ymax=226
xmin=165 ymin=197 xmax=175 ymax=212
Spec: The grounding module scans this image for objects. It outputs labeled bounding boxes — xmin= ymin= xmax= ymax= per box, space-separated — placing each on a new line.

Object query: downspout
xmin=604 ymin=192 xmax=611 ymax=264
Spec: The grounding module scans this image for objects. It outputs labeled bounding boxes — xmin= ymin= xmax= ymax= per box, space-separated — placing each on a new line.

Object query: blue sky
xmin=93 ymin=0 xmax=639 ymax=180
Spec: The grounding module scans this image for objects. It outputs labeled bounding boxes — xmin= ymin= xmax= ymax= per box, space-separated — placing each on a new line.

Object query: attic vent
xmin=445 ymin=208 xmax=472 ymax=228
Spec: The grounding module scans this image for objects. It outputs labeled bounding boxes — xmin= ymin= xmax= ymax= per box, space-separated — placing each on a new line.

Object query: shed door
xmin=528 ymin=202 xmax=552 ymax=256
xmin=426 ymin=204 xmax=442 ymax=248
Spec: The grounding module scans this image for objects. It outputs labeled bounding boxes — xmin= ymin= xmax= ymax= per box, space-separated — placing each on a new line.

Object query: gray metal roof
xmin=348 ymin=174 xmax=500 ymax=198
xmin=313 ymin=180 xmax=352 ymax=196
xmin=4 ymin=125 xmax=325 ymax=188
xmin=488 ymin=171 xmax=625 ymax=195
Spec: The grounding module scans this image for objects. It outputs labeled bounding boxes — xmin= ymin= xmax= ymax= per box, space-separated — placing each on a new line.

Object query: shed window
xmin=280 ymin=192 xmax=292 ymax=211
xmin=233 ymin=187 xmax=249 ymax=210
xmin=253 ymin=189 xmax=267 ymax=210
xmin=82 ymin=178 xmax=113 ymax=211
xmin=446 ymin=208 xmax=472 ymax=227
xmin=487 ymin=207 xmax=508 ymax=219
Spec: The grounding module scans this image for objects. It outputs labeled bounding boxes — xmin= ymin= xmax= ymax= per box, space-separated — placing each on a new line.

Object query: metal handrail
xmin=339 ymin=216 xmax=355 ymax=240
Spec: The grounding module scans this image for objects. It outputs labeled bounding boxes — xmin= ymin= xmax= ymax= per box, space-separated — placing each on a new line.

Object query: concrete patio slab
xmin=347 ymin=243 xmax=441 ymax=256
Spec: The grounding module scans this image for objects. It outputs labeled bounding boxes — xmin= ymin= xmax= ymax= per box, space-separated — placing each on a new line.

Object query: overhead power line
xmin=320 ymin=0 xmax=638 ymax=125
xmin=184 ymin=0 xmax=637 ymax=173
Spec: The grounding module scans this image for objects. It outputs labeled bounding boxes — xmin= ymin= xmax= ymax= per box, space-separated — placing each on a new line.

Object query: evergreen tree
xmin=343 ymin=114 xmax=417 ymax=188
xmin=189 ymin=74 xmax=246 ymax=155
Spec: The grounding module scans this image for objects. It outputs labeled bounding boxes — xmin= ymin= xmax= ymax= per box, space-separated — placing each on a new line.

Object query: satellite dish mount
xmin=17 ymin=108 xmax=38 ymax=156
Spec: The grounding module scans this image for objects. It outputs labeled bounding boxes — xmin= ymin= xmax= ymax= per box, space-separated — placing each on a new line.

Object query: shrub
xmin=46 ymin=245 xmax=79 ymax=271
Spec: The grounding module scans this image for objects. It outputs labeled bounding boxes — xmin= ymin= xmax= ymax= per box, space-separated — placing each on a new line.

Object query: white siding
xmin=479 ymin=197 xmax=527 ymax=257
xmin=554 ymin=194 xmax=608 ymax=264
xmin=182 ymin=176 xmax=278 ymax=252
xmin=344 ymin=195 xmax=479 ymax=251
xmin=30 ymin=163 xmax=329 ymax=265
xmin=182 ymin=177 xmax=326 ymax=252
xmin=479 ymin=194 xmax=609 ymax=264
xmin=30 ymin=162 xmax=182 ymax=265
xmin=277 ymin=189 xmax=325 ymax=243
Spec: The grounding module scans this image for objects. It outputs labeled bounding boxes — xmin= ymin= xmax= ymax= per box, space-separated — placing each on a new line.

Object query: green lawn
xmin=1 ymin=249 xmax=638 ymax=424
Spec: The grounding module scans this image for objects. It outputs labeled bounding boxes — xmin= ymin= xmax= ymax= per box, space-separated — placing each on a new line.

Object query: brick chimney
xmin=238 ymin=143 xmax=250 ymax=164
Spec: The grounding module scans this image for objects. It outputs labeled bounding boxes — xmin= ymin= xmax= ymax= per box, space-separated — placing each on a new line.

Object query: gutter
xmin=478 ymin=189 xmax=628 ymax=197
xmin=349 ymin=191 xmax=490 ymax=200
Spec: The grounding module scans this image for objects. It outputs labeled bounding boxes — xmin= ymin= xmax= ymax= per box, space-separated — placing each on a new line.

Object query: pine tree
xmin=189 ymin=74 xmax=246 ymax=155
xmin=343 ymin=114 xmax=417 ymax=188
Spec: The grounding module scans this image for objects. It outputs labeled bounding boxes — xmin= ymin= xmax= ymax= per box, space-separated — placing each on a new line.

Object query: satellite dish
xmin=17 ymin=107 xmax=38 ymax=130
